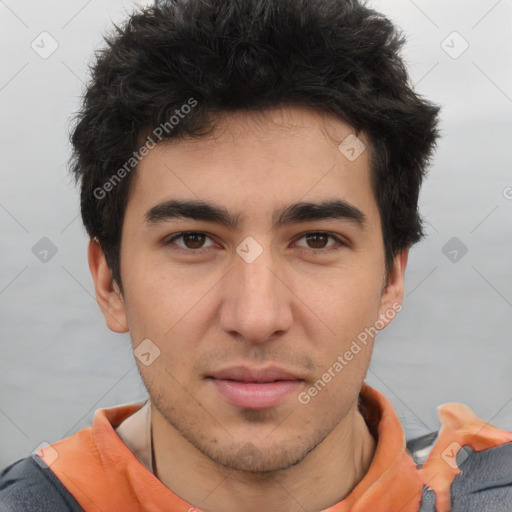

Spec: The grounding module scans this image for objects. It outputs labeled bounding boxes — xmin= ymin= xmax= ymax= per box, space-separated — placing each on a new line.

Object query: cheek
xmin=300 ymin=262 xmax=383 ymax=332
xmin=298 ymin=334 xmax=373 ymax=421
xmin=296 ymin=265 xmax=382 ymax=386
xmin=299 ymin=289 xmax=378 ymax=415
xmin=121 ymin=262 xmax=215 ymax=387
xmin=121 ymin=254 xmax=192 ymax=336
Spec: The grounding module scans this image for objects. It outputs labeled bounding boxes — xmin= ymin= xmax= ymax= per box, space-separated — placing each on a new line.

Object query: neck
xmin=151 ymin=405 xmax=376 ymax=512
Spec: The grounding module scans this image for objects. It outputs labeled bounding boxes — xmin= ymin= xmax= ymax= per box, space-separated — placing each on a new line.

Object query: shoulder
xmin=0 ymin=455 xmax=83 ymax=512
xmin=408 ymin=432 xmax=512 ymax=511
xmin=449 ymin=441 xmax=512 ymax=511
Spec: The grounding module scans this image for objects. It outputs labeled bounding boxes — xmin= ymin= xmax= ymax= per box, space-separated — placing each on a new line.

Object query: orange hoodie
xmin=35 ymin=383 xmax=512 ymax=512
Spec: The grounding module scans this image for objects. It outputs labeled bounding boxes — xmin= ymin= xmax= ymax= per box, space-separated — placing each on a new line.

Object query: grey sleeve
xmin=0 ymin=455 xmax=84 ymax=512
xmin=451 ymin=442 xmax=512 ymax=512
xmin=419 ymin=441 xmax=512 ymax=512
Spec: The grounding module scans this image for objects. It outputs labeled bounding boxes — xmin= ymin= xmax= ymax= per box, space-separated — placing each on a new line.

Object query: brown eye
xmin=181 ymin=233 xmax=206 ymax=249
xmin=295 ymin=232 xmax=344 ymax=252
xmin=305 ymin=233 xmax=329 ymax=249
xmin=164 ymin=232 xmax=216 ymax=253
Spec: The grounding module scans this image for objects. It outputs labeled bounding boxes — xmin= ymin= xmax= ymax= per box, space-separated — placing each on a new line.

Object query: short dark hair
xmin=70 ymin=0 xmax=440 ymax=293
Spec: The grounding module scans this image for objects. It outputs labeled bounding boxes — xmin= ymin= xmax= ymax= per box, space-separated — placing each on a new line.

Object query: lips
xmin=207 ymin=365 xmax=303 ymax=383
xmin=206 ymin=366 xmax=304 ymax=409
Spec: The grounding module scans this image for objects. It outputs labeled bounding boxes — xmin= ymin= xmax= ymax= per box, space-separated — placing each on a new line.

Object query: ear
xmin=376 ymin=248 xmax=409 ymax=330
xmin=88 ymin=238 xmax=129 ymax=333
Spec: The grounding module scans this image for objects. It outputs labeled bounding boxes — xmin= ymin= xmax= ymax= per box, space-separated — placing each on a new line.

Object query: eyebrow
xmin=144 ymin=198 xmax=367 ymax=230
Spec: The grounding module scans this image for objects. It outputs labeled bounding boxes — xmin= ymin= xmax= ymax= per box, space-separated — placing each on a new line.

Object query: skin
xmin=89 ymin=105 xmax=408 ymax=512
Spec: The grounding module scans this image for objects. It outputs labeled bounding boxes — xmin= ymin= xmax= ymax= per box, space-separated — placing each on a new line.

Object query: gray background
xmin=1 ymin=0 xmax=511 ymax=468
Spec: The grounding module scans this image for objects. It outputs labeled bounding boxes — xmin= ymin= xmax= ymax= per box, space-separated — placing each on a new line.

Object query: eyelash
xmin=162 ymin=231 xmax=347 ymax=255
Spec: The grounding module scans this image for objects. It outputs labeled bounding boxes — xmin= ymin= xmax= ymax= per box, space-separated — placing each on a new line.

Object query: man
xmin=1 ymin=0 xmax=511 ymax=511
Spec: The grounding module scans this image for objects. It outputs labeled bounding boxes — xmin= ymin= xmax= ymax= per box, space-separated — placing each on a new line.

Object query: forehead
xmin=125 ymin=105 xmax=376 ymax=225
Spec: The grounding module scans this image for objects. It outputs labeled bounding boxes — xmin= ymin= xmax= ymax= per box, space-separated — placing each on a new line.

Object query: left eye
xmin=165 ymin=232 xmax=217 ymax=251
xmin=294 ymin=232 xmax=344 ymax=251
xmin=163 ymin=231 xmax=345 ymax=253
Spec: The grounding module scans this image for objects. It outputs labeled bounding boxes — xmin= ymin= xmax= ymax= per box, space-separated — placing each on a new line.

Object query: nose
xmin=219 ymin=242 xmax=294 ymax=344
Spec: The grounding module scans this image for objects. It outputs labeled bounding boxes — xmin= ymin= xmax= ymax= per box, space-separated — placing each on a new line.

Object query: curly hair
xmin=70 ymin=0 xmax=440 ymax=293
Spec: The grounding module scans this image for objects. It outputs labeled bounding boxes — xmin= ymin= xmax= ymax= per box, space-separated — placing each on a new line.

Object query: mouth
xmin=205 ymin=366 xmax=304 ymax=410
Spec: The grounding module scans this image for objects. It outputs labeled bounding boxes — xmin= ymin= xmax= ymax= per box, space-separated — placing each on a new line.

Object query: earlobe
xmin=88 ymin=238 xmax=129 ymax=333
xmin=377 ymin=248 xmax=409 ymax=330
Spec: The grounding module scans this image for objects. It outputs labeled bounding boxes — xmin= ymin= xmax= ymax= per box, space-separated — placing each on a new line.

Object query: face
xmin=90 ymin=105 xmax=406 ymax=473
